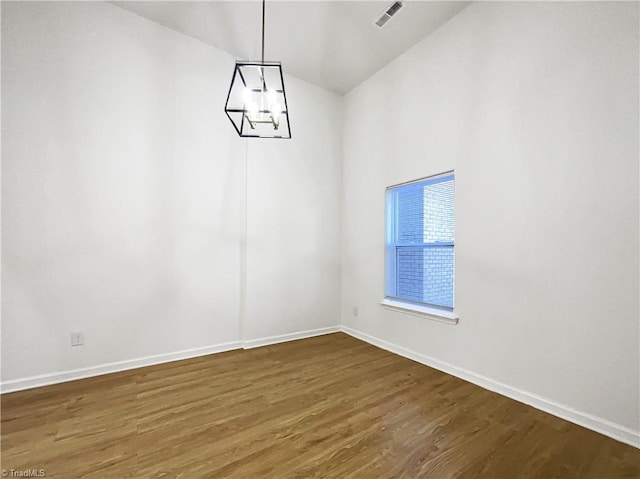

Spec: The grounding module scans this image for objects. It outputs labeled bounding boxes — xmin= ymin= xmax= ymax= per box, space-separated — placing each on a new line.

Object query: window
xmin=384 ymin=172 xmax=455 ymax=317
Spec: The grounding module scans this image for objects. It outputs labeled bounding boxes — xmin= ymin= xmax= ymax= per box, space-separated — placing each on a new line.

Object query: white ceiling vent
xmin=374 ymin=2 xmax=404 ymax=28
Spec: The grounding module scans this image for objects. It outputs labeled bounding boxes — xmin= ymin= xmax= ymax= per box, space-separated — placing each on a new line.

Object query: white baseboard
xmin=242 ymin=326 xmax=341 ymax=349
xmin=342 ymin=326 xmax=640 ymax=449
xmin=0 ymin=341 xmax=242 ymax=394
xmin=0 ymin=326 xmax=342 ymax=394
xmin=0 ymin=341 xmax=243 ymax=394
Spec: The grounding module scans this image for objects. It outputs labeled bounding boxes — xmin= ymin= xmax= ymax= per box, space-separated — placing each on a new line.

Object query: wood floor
xmin=1 ymin=333 xmax=638 ymax=478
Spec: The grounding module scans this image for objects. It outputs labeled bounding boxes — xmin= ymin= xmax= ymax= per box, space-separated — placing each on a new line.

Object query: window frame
xmin=382 ymin=171 xmax=458 ymax=324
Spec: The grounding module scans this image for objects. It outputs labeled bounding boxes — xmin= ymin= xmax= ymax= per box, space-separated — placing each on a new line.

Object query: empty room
xmin=1 ymin=0 xmax=638 ymax=477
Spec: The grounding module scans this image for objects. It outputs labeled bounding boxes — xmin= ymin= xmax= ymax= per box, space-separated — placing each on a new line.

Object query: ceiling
xmin=111 ymin=1 xmax=471 ymax=95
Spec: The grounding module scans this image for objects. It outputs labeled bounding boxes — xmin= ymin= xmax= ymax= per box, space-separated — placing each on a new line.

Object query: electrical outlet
xmin=71 ymin=331 xmax=85 ymax=347
xmin=353 ymin=307 xmax=359 ymax=317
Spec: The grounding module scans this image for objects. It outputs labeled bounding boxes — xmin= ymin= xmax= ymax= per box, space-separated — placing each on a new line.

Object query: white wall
xmin=342 ymin=1 xmax=639 ymax=444
xmin=244 ymin=76 xmax=342 ymax=343
xmin=1 ymin=1 xmax=342 ymax=386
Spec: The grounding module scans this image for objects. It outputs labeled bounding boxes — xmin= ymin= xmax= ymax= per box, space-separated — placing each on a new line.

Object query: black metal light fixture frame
xmin=224 ymin=0 xmax=291 ymax=139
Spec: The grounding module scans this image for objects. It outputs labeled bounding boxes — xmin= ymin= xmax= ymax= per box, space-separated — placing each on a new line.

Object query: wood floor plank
xmin=1 ymin=333 xmax=638 ymax=478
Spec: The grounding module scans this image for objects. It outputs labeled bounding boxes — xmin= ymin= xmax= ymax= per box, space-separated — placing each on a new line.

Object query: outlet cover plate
xmin=71 ymin=332 xmax=85 ymax=346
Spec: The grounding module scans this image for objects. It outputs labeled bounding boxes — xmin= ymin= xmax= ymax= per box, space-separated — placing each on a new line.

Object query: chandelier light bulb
xmin=247 ymin=101 xmax=259 ymax=120
xmin=242 ymin=87 xmax=253 ymax=105
xmin=270 ymin=102 xmax=282 ymax=120
xmin=267 ymin=89 xmax=278 ymax=105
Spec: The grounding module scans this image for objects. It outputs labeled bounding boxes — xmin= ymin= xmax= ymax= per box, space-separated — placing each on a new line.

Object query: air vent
xmin=374 ymin=1 xmax=404 ymax=28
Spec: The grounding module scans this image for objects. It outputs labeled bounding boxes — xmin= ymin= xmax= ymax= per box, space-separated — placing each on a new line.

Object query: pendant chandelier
xmin=224 ymin=0 xmax=291 ymax=139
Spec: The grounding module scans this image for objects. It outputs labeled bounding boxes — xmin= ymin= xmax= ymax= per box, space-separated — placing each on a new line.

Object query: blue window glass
xmin=385 ymin=173 xmax=455 ymax=310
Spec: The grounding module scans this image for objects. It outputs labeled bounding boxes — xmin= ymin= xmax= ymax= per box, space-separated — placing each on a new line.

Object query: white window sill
xmin=380 ymin=299 xmax=459 ymax=325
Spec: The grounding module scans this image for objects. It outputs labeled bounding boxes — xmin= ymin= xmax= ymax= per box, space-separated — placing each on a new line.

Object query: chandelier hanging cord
xmin=261 ymin=0 xmax=266 ymax=64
